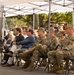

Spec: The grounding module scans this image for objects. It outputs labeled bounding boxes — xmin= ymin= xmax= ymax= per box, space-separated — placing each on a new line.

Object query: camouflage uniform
xmin=55 ymin=31 xmax=66 ymax=67
xmin=18 ymin=36 xmax=48 ymax=61
xmin=47 ymin=27 xmax=74 ymax=73
xmin=18 ymin=34 xmax=48 ymax=70
xmin=54 ymin=34 xmax=74 ymax=69
xmin=59 ymin=35 xmax=74 ymax=58
xmin=47 ymin=35 xmax=60 ymax=65
xmin=31 ymin=36 xmax=48 ymax=62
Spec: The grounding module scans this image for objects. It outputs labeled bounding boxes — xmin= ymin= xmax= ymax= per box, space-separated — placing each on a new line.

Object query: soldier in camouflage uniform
xmin=60 ymin=27 xmax=74 ymax=59
xmin=62 ymin=27 xmax=74 ymax=54
xmin=56 ymin=31 xmax=66 ymax=65
xmin=55 ymin=27 xmax=74 ymax=73
xmin=47 ymin=27 xmax=61 ymax=72
xmin=18 ymin=28 xmax=48 ymax=71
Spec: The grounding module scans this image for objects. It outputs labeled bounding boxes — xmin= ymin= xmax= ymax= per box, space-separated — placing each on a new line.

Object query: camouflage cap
xmin=49 ymin=27 xmax=55 ymax=31
xmin=65 ymin=25 xmax=73 ymax=29
xmin=38 ymin=27 xmax=45 ymax=32
xmin=57 ymin=31 xmax=65 ymax=36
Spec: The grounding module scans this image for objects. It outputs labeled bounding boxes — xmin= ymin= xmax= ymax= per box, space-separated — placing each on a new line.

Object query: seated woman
xmin=2 ymin=31 xmax=15 ymax=65
xmin=2 ymin=28 xmax=24 ymax=65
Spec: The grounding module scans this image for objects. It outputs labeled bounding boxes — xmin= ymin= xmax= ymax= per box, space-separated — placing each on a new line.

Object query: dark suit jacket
xmin=15 ymin=34 xmax=24 ymax=42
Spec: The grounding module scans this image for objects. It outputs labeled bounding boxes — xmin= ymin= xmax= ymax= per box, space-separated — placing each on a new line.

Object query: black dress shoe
xmin=1 ymin=60 xmax=7 ymax=65
xmin=2 ymin=63 xmax=12 ymax=67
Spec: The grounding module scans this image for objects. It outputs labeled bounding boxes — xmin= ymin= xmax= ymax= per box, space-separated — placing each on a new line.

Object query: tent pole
xmin=48 ymin=0 xmax=51 ymax=46
xmin=2 ymin=11 xmax=6 ymax=40
xmin=0 ymin=5 xmax=4 ymax=64
xmin=72 ymin=1 xmax=74 ymax=30
xmin=0 ymin=5 xmax=4 ymax=39
xmin=33 ymin=8 xmax=35 ymax=31
xmin=72 ymin=9 xmax=74 ymax=29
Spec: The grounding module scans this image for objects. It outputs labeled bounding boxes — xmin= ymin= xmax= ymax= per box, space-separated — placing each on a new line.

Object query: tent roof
xmin=1 ymin=0 xmax=74 ymax=17
xmin=1 ymin=0 xmax=45 ymax=6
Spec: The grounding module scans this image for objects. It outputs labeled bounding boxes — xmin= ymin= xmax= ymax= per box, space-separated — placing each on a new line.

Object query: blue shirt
xmin=16 ymin=35 xmax=35 ymax=49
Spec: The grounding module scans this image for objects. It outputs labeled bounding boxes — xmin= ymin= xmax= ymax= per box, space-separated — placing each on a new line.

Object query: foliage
xmin=6 ymin=12 xmax=72 ymax=29
xmin=51 ymin=12 xmax=72 ymax=24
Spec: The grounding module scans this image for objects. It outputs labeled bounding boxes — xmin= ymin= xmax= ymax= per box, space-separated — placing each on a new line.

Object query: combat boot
xmin=22 ymin=60 xmax=31 ymax=69
xmin=24 ymin=61 xmax=34 ymax=71
xmin=49 ymin=65 xmax=59 ymax=73
xmin=56 ymin=66 xmax=64 ymax=74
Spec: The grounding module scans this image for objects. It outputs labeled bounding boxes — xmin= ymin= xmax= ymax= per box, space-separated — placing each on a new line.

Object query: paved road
xmin=0 ymin=53 xmax=54 ymax=75
xmin=0 ymin=64 xmax=56 ymax=75
xmin=0 ymin=53 xmax=74 ymax=75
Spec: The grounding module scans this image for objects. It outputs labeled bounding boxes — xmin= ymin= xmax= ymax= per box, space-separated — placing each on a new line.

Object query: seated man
xmin=46 ymin=28 xmax=60 ymax=73
xmin=48 ymin=27 xmax=74 ymax=74
xmin=18 ymin=28 xmax=48 ymax=71
xmin=56 ymin=27 xmax=74 ymax=73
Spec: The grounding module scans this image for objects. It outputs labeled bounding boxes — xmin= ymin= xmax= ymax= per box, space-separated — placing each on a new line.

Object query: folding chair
xmin=34 ymin=55 xmax=51 ymax=72
xmin=65 ymin=56 xmax=74 ymax=75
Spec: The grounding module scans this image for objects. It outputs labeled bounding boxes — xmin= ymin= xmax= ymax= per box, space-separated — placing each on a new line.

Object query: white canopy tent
xmin=0 ymin=0 xmax=74 ymax=26
xmin=0 ymin=0 xmax=74 ymax=25
xmin=2 ymin=1 xmax=74 ymax=17
xmin=2 ymin=0 xmax=74 ymax=29
xmin=0 ymin=0 xmax=73 ymax=16
xmin=0 ymin=0 xmax=45 ymax=5
xmin=0 ymin=0 xmax=74 ymax=23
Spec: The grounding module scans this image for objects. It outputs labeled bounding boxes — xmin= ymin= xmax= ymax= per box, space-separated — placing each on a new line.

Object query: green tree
xmin=6 ymin=12 xmax=72 ymax=30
